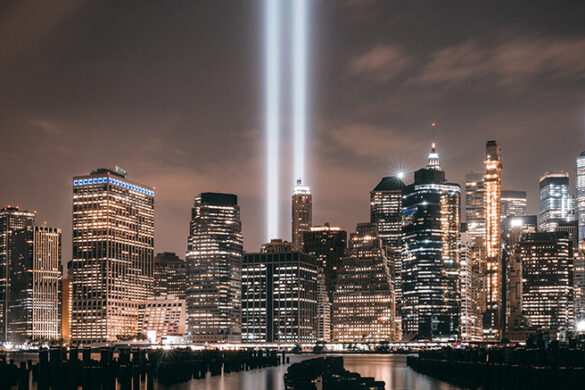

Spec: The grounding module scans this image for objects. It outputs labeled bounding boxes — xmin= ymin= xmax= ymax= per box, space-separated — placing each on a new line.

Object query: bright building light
xmin=265 ymin=0 xmax=281 ymax=240
xmin=397 ymin=171 xmax=405 ymax=179
xmin=577 ymin=320 xmax=585 ymax=332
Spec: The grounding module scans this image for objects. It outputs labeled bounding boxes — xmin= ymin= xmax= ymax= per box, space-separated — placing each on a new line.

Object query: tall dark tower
xmin=0 ymin=206 xmax=35 ymax=342
xmin=186 ymin=192 xmax=243 ymax=343
xmin=370 ymin=176 xmax=405 ymax=321
xmin=292 ymin=179 xmax=312 ymax=251
xmin=402 ymin=143 xmax=461 ymax=340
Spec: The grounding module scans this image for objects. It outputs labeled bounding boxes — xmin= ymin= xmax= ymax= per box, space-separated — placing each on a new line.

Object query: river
xmin=156 ymin=354 xmax=463 ymax=390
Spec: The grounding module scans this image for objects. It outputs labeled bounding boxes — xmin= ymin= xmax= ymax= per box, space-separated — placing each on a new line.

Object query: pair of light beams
xmin=265 ymin=0 xmax=308 ymax=240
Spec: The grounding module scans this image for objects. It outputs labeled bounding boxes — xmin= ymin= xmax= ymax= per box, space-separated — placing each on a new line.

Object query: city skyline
xmin=1 ymin=1 xmax=585 ymax=261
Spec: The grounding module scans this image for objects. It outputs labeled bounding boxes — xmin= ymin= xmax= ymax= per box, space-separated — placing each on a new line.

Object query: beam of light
xmin=265 ymin=0 xmax=281 ymax=241
xmin=292 ymin=0 xmax=307 ymax=186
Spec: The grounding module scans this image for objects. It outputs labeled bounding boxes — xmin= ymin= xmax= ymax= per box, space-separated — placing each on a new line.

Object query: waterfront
xmin=157 ymin=354 xmax=462 ymax=390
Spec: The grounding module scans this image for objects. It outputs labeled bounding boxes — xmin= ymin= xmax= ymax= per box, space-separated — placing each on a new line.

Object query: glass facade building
xmin=501 ymin=190 xmax=527 ymax=220
xmin=332 ymin=223 xmax=397 ymax=343
xmin=0 ymin=206 xmax=35 ymax=342
xmin=8 ymin=225 xmax=61 ymax=343
xmin=370 ymin=176 xmax=405 ymax=321
xmin=464 ymin=172 xmax=485 ymax=241
xmin=538 ymin=172 xmax=575 ymax=232
xmin=302 ymin=224 xmax=346 ymax=302
xmin=402 ymin=144 xmax=461 ymax=340
xmin=154 ymin=252 xmax=186 ymax=299
xmin=71 ymin=167 xmax=154 ymax=343
xmin=241 ymin=246 xmax=318 ymax=343
xmin=519 ymin=232 xmax=573 ymax=332
xmin=186 ymin=192 xmax=243 ymax=343
xmin=577 ymin=152 xmax=585 ymax=244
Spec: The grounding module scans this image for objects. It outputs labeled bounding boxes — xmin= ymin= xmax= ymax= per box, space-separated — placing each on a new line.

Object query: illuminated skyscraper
xmin=61 ymin=278 xmax=72 ymax=342
xmin=292 ymin=179 xmax=312 ymax=251
xmin=577 ymin=152 xmax=585 ymax=243
xmin=538 ymin=172 xmax=575 ymax=232
xmin=186 ymin=192 xmax=243 ymax=343
xmin=464 ymin=172 xmax=485 ymax=241
xmin=519 ymin=232 xmax=573 ymax=332
xmin=0 ymin=206 xmax=35 ymax=342
xmin=370 ymin=176 xmax=405 ymax=318
xmin=71 ymin=167 xmax=154 ymax=343
xmin=241 ymin=241 xmax=318 ymax=343
xmin=501 ymin=190 xmax=527 ymax=220
xmin=154 ymin=252 xmax=187 ymax=299
xmin=483 ymin=140 xmax=503 ymax=340
xmin=8 ymin=226 xmax=61 ymax=343
xmin=402 ymin=143 xmax=461 ymax=340
xmin=303 ymin=224 xmax=346 ymax=302
xmin=332 ymin=223 xmax=397 ymax=342
xmin=501 ymin=215 xmax=537 ymax=334
xmin=459 ymin=229 xmax=483 ymax=341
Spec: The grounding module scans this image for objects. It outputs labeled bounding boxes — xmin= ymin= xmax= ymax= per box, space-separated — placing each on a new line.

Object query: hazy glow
xmin=265 ymin=0 xmax=281 ymax=240
xmin=397 ymin=171 xmax=405 ymax=179
xmin=293 ymin=0 xmax=307 ymax=185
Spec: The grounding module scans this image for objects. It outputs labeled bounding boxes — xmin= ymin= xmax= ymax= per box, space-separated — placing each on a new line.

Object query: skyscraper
xmin=0 ymin=206 xmax=35 ymax=342
xmin=292 ymin=179 xmax=312 ymax=251
xmin=332 ymin=223 xmax=397 ymax=342
xmin=241 ymin=241 xmax=318 ymax=343
xmin=538 ymin=172 xmax=575 ymax=232
xmin=502 ymin=215 xmax=537 ymax=333
xmin=483 ymin=140 xmax=503 ymax=340
xmin=577 ymin=151 xmax=585 ymax=244
xmin=71 ymin=167 xmax=155 ymax=343
xmin=154 ymin=252 xmax=187 ymax=299
xmin=8 ymin=225 xmax=61 ymax=343
xmin=519 ymin=232 xmax=573 ymax=332
xmin=302 ymin=224 xmax=346 ymax=302
xmin=186 ymin=192 xmax=243 ymax=343
xmin=459 ymin=229 xmax=483 ymax=341
xmin=370 ymin=176 xmax=405 ymax=318
xmin=402 ymin=143 xmax=461 ymax=340
xmin=464 ymin=172 xmax=485 ymax=241
xmin=501 ymin=190 xmax=527 ymax=220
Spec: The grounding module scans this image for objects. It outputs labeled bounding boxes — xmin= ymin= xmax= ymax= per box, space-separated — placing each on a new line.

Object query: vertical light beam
xmin=293 ymin=0 xmax=307 ymax=185
xmin=266 ymin=0 xmax=280 ymax=240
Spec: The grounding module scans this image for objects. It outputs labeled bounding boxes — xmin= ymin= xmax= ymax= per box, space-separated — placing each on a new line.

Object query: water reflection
xmin=156 ymin=354 xmax=463 ymax=390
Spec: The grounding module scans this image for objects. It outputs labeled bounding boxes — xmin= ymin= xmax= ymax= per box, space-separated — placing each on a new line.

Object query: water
xmin=156 ymin=354 xmax=463 ymax=390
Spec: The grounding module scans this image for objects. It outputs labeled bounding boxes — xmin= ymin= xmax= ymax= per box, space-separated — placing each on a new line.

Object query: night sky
xmin=1 ymin=0 xmax=585 ymax=263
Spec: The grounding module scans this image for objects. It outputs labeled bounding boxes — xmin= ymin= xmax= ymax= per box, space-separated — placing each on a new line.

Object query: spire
xmin=427 ymin=142 xmax=441 ymax=170
xmin=293 ymin=177 xmax=310 ymax=195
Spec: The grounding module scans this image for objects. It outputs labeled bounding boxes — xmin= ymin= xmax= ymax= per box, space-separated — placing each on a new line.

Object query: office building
xmin=241 ymin=242 xmax=318 ymax=343
xmin=574 ymin=251 xmax=585 ymax=329
xmin=186 ymin=192 xmax=243 ymax=343
xmin=0 ymin=206 xmax=35 ymax=342
xmin=292 ymin=179 xmax=312 ymax=251
xmin=302 ymin=224 xmax=346 ymax=302
xmin=154 ymin=252 xmax=187 ymax=299
xmin=370 ymin=176 xmax=405 ymax=317
xmin=459 ymin=230 xmax=483 ymax=341
xmin=483 ymin=140 xmax=503 ymax=340
xmin=8 ymin=225 xmax=61 ymax=343
xmin=71 ymin=167 xmax=155 ymax=342
xmin=464 ymin=172 xmax=485 ymax=241
xmin=577 ymin=151 xmax=585 ymax=244
xmin=519 ymin=232 xmax=573 ymax=332
xmin=332 ymin=223 xmax=397 ymax=342
xmin=538 ymin=172 xmax=575 ymax=232
xmin=502 ymin=215 xmax=537 ymax=333
xmin=501 ymin=191 xmax=527 ymax=220
xmin=402 ymin=143 xmax=461 ymax=340
xmin=140 ymin=297 xmax=186 ymax=343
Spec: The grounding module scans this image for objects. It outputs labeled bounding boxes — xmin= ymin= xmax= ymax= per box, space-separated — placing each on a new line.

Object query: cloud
xmin=349 ymin=44 xmax=411 ymax=81
xmin=416 ymin=36 xmax=585 ymax=86
xmin=328 ymin=123 xmax=422 ymax=158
